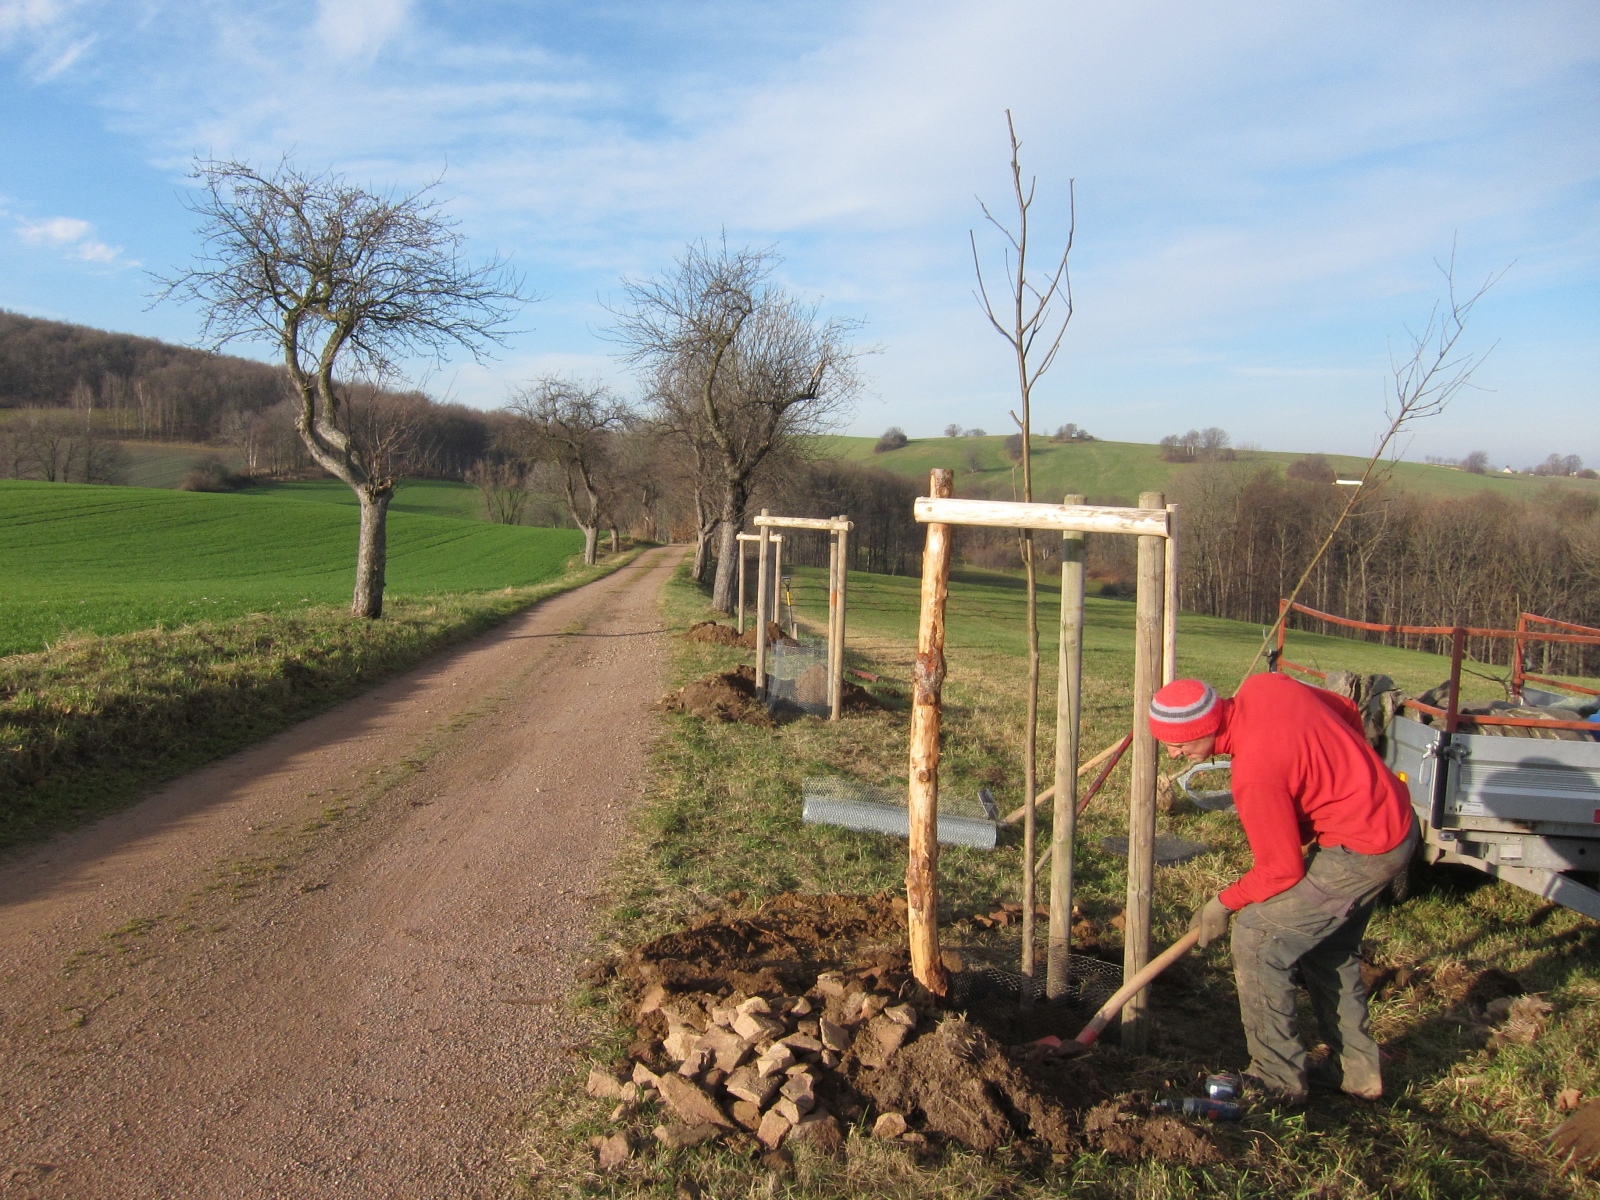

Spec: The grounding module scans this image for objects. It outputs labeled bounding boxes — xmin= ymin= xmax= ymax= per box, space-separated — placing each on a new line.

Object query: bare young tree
xmin=971 ymin=110 xmax=1075 ymax=987
xmin=613 ymin=240 xmax=862 ymax=611
xmin=505 ymin=377 xmax=630 ymax=564
xmin=159 ymin=158 xmax=525 ymax=617
xmin=1241 ymin=250 xmax=1504 ymax=678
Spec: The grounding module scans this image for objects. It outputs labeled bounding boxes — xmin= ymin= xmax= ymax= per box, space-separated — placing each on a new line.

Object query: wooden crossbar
xmin=754 ymin=514 xmax=854 ymax=532
xmin=914 ymin=496 xmax=1170 ymax=537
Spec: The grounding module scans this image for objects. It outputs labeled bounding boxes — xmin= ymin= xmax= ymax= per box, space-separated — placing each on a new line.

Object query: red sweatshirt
xmin=1214 ymin=673 xmax=1412 ymax=910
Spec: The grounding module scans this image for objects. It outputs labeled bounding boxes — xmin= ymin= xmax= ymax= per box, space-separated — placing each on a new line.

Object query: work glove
xmin=1188 ymin=895 xmax=1232 ymax=948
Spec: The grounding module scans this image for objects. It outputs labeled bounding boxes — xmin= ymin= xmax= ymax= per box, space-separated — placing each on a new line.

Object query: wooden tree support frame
xmin=735 ymin=532 xmax=783 ymax=635
xmin=751 ymin=511 xmax=854 ymax=721
xmin=908 ymin=473 xmax=1178 ymax=1054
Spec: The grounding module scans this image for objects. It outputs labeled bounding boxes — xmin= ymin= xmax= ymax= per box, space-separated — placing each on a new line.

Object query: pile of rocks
xmin=587 ymin=967 xmax=925 ymax=1162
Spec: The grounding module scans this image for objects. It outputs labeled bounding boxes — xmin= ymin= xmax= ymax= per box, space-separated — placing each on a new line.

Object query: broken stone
xmin=702 ymin=1067 xmax=726 ymax=1089
xmin=778 ymin=1072 xmax=816 ymax=1113
xmin=780 ymin=1032 xmax=824 ymax=1053
xmin=789 ymin=1112 xmax=843 ymax=1155
xmin=631 ymin=1062 xmax=661 ymax=1090
xmin=857 ymin=993 xmax=888 ymax=1022
xmin=677 ymin=1044 xmax=713 ymax=1077
xmin=656 ymin=1074 xmax=734 ymax=1129
xmin=883 ymin=1003 xmax=917 ymax=1028
xmin=733 ymin=1011 xmax=786 ymax=1042
xmin=619 ymin=1082 xmax=638 ymax=1104
xmin=637 ymin=984 xmax=667 ymax=1015
xmin=813 ymin=973 xmax=847 ymax=1000
xmin=754 ymin=1043 xmax=796 ymax=1077
xmin=731 ymin=1099 xmax=763 ymax=1130
xmin=654 ymin=1122 xmax=722 ymax=1150
xmin=587 ymin=1068 xmax=628 ymax=1100
xmin=873 ymin=1112 xmax=908 ymax=1140
xmin=696 ymin=1026 xmax=749 ymax=1073
xmin=663 ymin=1022 xmax=699 ymax=1063
xmin=820 ymin=1049 xmax=840 ymax=1069
xmin=818 ymin=1018 xmax=851 ymax=1052
xmin=773 ymin=1097 xmax=810 ymax=1125
xmin=596 ymin=1132 xmax=632 ymax=1170
xmin=790 ymin=996 xmax=813 ymax=1016
xmin=756 ymin=1108 xmax=792 ymax=1150
xmin=723 ymin=1065 xmax=781 ymax=1107
xmin=1559 ymin=1088 xmax=1583 ymax=1112
xmin=710 ymin=1004 xmax=737 ymax=1028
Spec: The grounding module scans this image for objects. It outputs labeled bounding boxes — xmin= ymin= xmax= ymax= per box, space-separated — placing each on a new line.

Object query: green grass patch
xmin=818 ymin=433 xmax=1600 ymax=505
xmin=0 ymin=480 xmax=583 ymax=656
xmin=522 ymin=563 xmax=1600 ymax=1199
xmin=236 ymin=477 xmax=491 ymax=521
xmin=0 ymin=553 xmax=633 ymax=853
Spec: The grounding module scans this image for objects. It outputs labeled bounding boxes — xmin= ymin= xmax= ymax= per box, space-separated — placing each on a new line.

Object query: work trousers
xmin=1230 ymin=817 xmax=1418 ymax=1098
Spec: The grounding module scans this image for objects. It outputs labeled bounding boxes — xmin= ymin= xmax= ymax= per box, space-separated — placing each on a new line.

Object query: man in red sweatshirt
xmin=1149 ymin=673 xmax=1418 ymax=1103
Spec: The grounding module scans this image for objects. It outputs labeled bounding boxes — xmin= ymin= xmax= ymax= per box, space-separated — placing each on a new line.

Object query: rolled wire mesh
xmin=801 ymin=776 xmax=997 ymax=850
xmin=948 ymin=956 xmax=1123 ymax=1010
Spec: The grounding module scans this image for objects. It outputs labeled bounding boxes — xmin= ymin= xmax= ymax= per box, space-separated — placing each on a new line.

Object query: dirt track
xmin=0 ymin=547 xmax=681 ymax=1199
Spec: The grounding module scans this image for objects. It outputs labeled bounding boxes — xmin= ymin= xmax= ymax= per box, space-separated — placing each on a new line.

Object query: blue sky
xmin=1 ymin=0 xmax=1595 ymax=466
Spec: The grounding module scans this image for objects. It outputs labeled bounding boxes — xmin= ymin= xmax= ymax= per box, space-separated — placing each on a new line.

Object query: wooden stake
xmin=737 ymin=537 xmax=747 ymax=635
xmin=908 ymin=469 xmax=953 ymax=996
xmin=1047 ymin=494 xmax=1086 ymax=1000
xmin=827 ymin=535 xmax=840 ymax=712
xmin=1122 ymin=490 xmax=1166 ymax=1052
xmin=1163 ymin=504 xmax=1179 ymax=685
xmin=755 ymin=511 xmax=771 ymax=697
xmin=772 ymin=534 xmax=784 ymax=624
xmin=832 ymin=519 xmax=849 ymax=722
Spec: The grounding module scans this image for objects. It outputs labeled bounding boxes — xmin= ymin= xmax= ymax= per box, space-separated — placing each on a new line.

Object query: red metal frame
xmin=1274 ymin=599 xmax=1600 ymax=733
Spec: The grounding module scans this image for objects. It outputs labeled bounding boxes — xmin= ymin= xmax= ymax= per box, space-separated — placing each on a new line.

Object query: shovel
xmin=1026 ymin=928 xmax=1202 ymax=1057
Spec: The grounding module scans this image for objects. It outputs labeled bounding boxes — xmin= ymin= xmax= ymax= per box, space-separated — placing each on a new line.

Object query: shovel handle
xmin=1074 ymin=928 xmax=1202 ymax=1046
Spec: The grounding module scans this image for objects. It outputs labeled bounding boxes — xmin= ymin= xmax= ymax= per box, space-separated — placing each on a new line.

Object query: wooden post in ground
xmin=1047 ymin=494 xmax=1087 ymax=1000
xmin=832 ymin=534 xmax=844 ymax=713
xmin=1121 ymin=490 xmax=1167 ymax=1051
xmin=755 ymin=511 xmax=771 ymax=697
xmin=737 ymin=537 xmax=747 ymax=635
xmin=908 ymin=469 xmax=954 ymax=996
xmin=772 ymin=534 xmax=784 ymax=624
xmin=1163 ymin=504 xmax=1180 ymax=685
xmin=831 ymin=518 xmax=850 ymax=721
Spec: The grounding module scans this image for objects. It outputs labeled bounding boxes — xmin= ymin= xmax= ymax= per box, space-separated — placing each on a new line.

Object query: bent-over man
xmin=1148 ymin=672 xmax=1418 ymax=1102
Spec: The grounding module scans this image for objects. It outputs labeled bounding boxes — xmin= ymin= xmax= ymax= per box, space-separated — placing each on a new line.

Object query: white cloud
xmin=313 ymin=0 xmax=409 ymax=60
xmin=0 ymin=0 xmax=65 ymax=39
xmin=15 ymin=214 xmax=133 ymax=266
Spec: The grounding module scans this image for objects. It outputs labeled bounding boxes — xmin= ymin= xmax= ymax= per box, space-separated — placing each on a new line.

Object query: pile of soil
xmin=587 ymin=892 xmax=1218 ymax=1164
xmin=685 ymin=620 xmax=793 ymax=650
xmin=656 ymin=666 xmax=774 ymax=727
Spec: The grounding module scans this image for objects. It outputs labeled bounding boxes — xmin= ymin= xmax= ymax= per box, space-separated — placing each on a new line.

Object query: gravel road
xmin=0 ymin=547 xmax=681 ymax=1198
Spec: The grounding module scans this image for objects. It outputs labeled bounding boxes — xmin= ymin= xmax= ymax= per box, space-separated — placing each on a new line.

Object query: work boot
xmin=1307 ymin=1061 xmax=1383 ymax=1101
xmin=1240 ymin=1073 xmax=1308 ymax=1108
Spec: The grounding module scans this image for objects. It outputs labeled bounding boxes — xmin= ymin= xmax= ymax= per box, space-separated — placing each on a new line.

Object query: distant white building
xmin=1503 ymin=466 xmax=1515 ymax=473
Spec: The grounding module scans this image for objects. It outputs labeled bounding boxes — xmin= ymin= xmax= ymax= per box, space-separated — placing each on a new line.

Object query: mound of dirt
xmin=687 ymin=621 xmax=745 ymax=646
xmin=656 ymin=665 xmax=774 ymax=727
xmin=590 ymin=892 xmax=1218 ymax=1163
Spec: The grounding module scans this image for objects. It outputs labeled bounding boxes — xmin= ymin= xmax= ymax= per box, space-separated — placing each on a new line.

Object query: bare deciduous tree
xmin=160 ymin=158 xmax=525 ymax=617
xmin=505 ymin=377 xmax=630 ymax=565
xmin=971 ymin=110 xmax=1075 ymax=987
xmin=613 ymin=240 xmax=862 ymax=611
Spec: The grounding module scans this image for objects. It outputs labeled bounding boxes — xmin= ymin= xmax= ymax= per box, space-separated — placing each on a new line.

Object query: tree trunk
xmin=711 ymin=482 xmax=748 ymax=613
xmin=352 ymin=486 xmax=393 ymax=619
xmin=582 ymin=524 xmax=599 ymax=565
xmin=691 ymin=529 xmax=711 ymax=582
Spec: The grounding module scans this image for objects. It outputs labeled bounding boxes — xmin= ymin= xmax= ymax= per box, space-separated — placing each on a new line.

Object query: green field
xmin=821 ymin=434 xmax=1600 ymax=505
xmin=237 ymin=477 xmax=491 ymax=521
xmin=0 ymin=480 xmax=583 ymax=656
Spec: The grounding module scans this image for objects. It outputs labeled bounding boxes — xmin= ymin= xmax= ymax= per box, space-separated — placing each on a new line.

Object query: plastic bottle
xmin=1181 ymin=1097 xmax=1244 ymax=1121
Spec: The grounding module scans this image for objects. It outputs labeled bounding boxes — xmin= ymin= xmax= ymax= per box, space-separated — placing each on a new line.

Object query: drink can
xmin=1205 ymin=1072 xmax=1242 ymax=1101
xmin=1182 ymin=1096 xmax=1244 ymax=1121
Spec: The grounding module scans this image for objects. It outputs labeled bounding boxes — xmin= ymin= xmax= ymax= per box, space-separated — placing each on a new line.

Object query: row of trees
xmin=1170 ymin=460 xmax=1600 ymax=675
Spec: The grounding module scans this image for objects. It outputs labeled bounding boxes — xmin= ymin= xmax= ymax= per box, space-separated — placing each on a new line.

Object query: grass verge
xmin=0 ymin=551 xmax=638 ymax=853
xmin=518 ymin=563 xmax=1600 ymax=1200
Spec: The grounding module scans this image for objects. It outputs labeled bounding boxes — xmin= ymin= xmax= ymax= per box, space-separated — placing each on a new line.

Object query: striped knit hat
xmin=1148 ymin=678 xmax=1222 ymax=743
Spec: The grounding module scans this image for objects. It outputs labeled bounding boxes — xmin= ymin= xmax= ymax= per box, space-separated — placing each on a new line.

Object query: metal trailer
xmin=1275 ymin=603 xmax=1600 ymax=921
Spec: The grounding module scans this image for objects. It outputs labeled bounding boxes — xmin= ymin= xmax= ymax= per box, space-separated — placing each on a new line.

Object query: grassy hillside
xmin=237 ymin=477 xmax=489 ymax=521
xmin=820 ymin=434 xmax=1600 ymax=505
xmin=0 ymin=481 xmax=582 ymax=656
